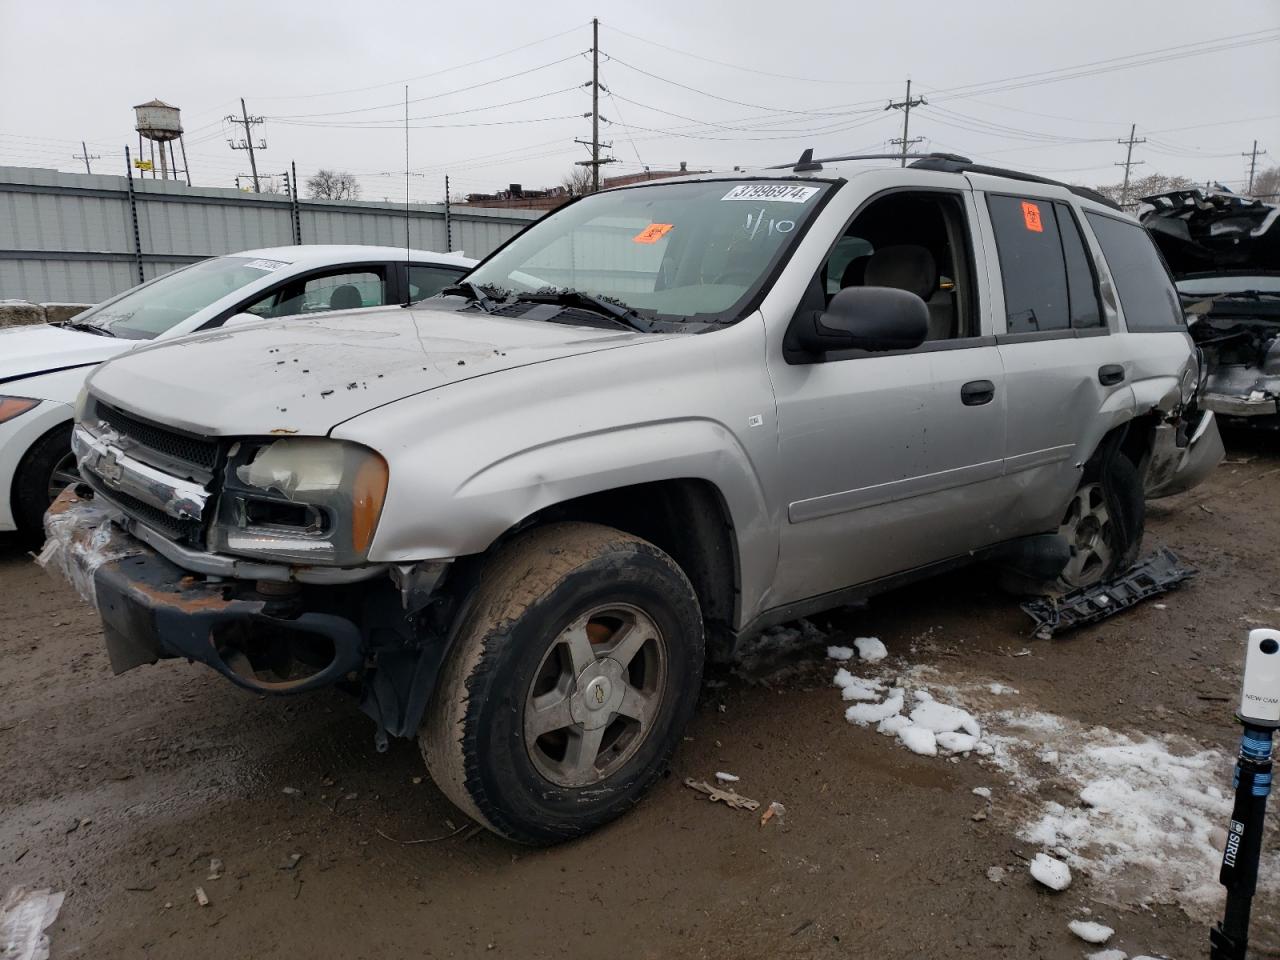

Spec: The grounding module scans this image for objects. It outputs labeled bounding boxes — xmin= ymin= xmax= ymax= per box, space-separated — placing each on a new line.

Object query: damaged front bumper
xmin=40 ymin=489 xmax=365 ymax=694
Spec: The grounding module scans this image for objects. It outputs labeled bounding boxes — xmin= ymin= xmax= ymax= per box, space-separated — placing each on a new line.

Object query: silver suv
xmin=43 ymin=152 xmax=1222 ymax=844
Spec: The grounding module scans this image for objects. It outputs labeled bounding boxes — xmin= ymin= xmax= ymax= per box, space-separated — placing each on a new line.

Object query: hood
xmin=0 ymin=322 xmax=131 ymax=387
xmin=87 ymin=299 xmax=662 ymax=437
xmin=1140 ymin=189 xmax=1280 ymax=278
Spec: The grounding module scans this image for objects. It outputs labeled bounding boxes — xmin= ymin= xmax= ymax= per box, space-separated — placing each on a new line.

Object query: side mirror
xmin=222 ymin=312 xmax=264 ymax=328
xmin=792 ymin=286 xmax=929 ymax=357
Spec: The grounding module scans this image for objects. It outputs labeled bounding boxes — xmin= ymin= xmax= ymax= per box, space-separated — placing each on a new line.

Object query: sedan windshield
xmin=464 ymin=179 xmax=832 ymax=322
xmin=74 ymin=256 xmax=289 ymax=340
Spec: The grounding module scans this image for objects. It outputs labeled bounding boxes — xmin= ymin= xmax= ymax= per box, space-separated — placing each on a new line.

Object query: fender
xmin=452 ymin=417 xmax=773 ymax=617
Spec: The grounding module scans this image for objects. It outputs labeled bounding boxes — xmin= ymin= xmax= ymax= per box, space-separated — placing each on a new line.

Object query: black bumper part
xmin=95 ymin=550 xmax=364 ymax=695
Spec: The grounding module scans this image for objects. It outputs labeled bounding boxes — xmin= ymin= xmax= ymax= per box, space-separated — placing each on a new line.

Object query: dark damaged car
xmin=1142 ymin=188 xmax=1280 ymax=421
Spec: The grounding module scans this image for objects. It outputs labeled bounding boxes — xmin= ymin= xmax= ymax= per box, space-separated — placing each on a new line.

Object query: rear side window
xmin=1055 ymin=203 xmax=1102 ymax=328
xmin=1084 ymin=212 xmax=1184 ymax=331
xmin=987 ymin=195 xmax=1070 ymax=333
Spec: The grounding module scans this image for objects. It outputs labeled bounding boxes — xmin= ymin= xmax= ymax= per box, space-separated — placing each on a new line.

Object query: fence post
xmin=444 ymin=175 xmax=452 ymax=252
xmin=124 ymin=146 xmax=145 ymax=283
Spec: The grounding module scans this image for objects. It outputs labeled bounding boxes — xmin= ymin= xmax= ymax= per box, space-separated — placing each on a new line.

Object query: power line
xmin=601 ymin=21 xmax=899 ymax=86
xmin=270 ymin=85 xmax=581 ymax=128
xmin=266 ymin=54 xmax=585 ymax=120
xmin=249 ymin=24 xmax=586 ymax=101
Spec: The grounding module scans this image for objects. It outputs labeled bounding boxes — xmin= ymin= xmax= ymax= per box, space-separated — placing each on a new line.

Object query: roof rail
xmin=767 ymin=150 xmax=970 ymax=172
xmin=907 ymin=156 xmax=1121 ymax=211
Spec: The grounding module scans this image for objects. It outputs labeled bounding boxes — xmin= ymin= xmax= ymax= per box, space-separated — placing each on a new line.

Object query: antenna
xmin=404 ymin=84 xmax=411 ymax=307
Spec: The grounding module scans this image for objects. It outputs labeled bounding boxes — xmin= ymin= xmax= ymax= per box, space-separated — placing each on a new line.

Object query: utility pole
xmin=574 ymin=18 xmax=614 ymax=191
xmin=73 ymin=141 xmax=100 ymax=175
xmin=1242 ymin=140 xmax=1267 ymax=195
xmin=1115 ymin=123 xmax=1147 ymax=208
xmin=886 ymin=79 xmax=927 ymax=167
xmin=444 ymin=175 xmax=452 ymax=252
xmin=226 ymin=97 xmax=265 ymax=192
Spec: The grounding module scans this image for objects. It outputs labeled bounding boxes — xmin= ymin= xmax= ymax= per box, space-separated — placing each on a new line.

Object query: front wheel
xmin=12 ymin=423 xmax=78 ymax=539
xmin=421 ymin=522 xmax=704 ymax=844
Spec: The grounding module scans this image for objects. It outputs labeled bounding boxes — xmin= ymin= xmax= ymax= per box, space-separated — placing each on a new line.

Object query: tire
xmin=11 ymin=423 xmax=78 ymax=540
xmin=1054 ymin=451 xmax=1144 ymax=592
xmin=422 ymin=522 xmax=704 ymax=845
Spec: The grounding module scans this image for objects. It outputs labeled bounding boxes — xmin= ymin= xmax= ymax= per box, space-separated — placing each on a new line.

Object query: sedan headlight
xmin=209 ymin=438 xmax=389 ymax=566
xmin=0 ymin=396 xmax=40 ymax=425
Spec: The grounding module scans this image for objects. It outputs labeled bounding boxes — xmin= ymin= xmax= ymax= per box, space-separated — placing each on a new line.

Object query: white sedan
xmin=0 ymin=244 xmax=475 ymax=535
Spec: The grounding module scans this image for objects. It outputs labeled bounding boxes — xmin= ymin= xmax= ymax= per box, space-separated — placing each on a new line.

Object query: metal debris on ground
xmin=1021 ymin=548 xmax=1198 ymax=638
xmin=206 ymin=858 xmax=223 ymax=881
xmin=684 ymin=778 xmax=760 ymax=811
xmin=194 ymin=886 xmax=210 ymax=907
xmin=279 ymin=853 xmax=303 ymax=871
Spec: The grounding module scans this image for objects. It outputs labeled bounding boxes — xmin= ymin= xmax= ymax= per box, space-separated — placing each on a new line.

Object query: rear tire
xmin=11 ymin=423 xmax=77 ymax=540
xmin=1054 ymin=451 xmax=1144 ymax=592
xmin=422 ymin=522 xmax=704 ymax=845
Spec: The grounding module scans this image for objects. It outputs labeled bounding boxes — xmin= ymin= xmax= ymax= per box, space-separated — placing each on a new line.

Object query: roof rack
xmin=907 ymin=156 xmax=1121 ymax=210
xmin=767 ymin=147 xmax=1122 ymax=212
xmin=768 ymin=150 xmax=965 ymax=171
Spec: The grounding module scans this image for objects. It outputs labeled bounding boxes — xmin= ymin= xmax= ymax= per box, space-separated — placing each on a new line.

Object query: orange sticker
xmin=633 ymin=223 xmax=674 ymax=244
xmin=1021 ymin=201 xmax=1043 ymax=233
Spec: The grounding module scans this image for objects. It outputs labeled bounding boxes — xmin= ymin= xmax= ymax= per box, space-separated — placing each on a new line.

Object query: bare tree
xmin=1089 ymin=172 xmax=1195 ymax=206
xmin=1248 ymin=165 xmax=1280 ymax=201
xmin=561 ymin=166 xmax=595 ymax=197
xmin=306 ymin=169 xmax=361 ymax=200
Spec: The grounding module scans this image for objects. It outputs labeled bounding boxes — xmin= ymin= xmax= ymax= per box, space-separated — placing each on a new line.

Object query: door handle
xmin=1098 ymin=364 xmax=1126 ymax=386
xmin=961 ymin=379 xmax=995 ymax=406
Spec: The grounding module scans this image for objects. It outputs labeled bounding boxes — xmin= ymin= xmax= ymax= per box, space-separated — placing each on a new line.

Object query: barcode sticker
xmin=722 ymin=184 xmax=819 ymax=203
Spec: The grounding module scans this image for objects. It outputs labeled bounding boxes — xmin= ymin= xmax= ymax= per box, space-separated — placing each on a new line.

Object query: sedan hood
xmin=0 ymin=322 xmax=131 ymax=386
xmin=1141 ymin=188 xmax=1279 ymax=277
xmin=87 ymin=299 xmax=661 ymax=437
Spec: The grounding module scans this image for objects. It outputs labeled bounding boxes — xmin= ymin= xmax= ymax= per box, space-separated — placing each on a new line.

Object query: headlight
xmin=209 ymin=438 xmax=389 ymax=566
xmin=0 ymin=396 xmax=40 ymax=425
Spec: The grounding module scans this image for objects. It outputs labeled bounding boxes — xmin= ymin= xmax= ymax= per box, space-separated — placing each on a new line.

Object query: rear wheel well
xmin=460 ymin=480 xmax=739 ymax=658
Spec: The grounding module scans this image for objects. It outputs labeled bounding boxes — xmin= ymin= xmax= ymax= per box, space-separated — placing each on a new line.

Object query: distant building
xmin=463 ymin=162 xmax=709 ymax=211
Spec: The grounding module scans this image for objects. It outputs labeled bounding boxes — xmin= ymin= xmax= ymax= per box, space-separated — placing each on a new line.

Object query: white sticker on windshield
xmin=721 ymin=184 xmax=819 ymax=204
xmin=243 ymin=258 xmax=289 ymax=271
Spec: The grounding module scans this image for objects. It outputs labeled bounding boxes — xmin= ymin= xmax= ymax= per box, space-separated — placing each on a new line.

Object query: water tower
xmin=133 ymin=98 xmax=188 ymax=184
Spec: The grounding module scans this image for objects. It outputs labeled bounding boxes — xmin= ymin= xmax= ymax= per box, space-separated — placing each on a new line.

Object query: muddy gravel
xmin=3 ymin=430 xmax=1280 ymax=959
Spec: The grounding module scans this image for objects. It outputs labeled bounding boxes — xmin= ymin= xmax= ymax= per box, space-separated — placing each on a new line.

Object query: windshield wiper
xmin=513 ymin=289 xmax=657 ymax=333
xmin=62 ymin=319 xmax=115 ymax=337
xmin=440 ymin=281 xmax=499 ymax=314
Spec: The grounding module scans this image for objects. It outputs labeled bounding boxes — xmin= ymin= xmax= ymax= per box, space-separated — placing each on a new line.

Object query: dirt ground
xmin=4 ymin=430 xmax=1280 ymax=960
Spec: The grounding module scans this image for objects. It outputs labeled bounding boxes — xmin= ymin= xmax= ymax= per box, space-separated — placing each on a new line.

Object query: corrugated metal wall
xmin=0 ymin=166 xmax=540 ymax=303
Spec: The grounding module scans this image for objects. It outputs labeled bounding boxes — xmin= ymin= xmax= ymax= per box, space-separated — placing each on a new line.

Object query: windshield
xmin=464 ymin=179 xmax=832 ymax=322
xmin=76 ymin=256 xmax=289 ymax=340
xmin=1176 ymin=274 xmax=1280 ymax=296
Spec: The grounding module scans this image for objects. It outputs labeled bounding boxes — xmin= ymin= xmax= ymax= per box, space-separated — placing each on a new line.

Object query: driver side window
xmin=818 ymin=191 xmax=977 ymax=342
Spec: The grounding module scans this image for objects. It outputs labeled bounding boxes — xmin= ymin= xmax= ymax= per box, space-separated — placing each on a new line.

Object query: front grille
xmin=100 ymin=487 xmax=204 ymax=546
xmin=96 ymin=401 xmax=219 ymax=473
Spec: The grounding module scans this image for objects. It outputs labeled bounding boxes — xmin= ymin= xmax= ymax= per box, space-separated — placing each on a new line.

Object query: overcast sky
xmin=2 ymin=0 xmax=1277 ymax=202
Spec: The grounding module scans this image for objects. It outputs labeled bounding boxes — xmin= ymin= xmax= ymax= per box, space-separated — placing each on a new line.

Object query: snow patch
xmin=845 ymin=689 xmax=904 ymax=725
xmin=826 ymin=645 xmax=854 ymax=661
xmin=1068 ymin=920 xmax=1115 ymax=944
xmin=832 ymin=668 xmax=884 ymax=702
xmin=898 ymin=725 xmax=938 ymax=756
xmin=854 ymin=636 xmax=887 ymax=662
xmin=1030 ymin=852 xmax=1072 ymax=891
xmin=0 ymin=887 xmax=65 ymax=960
